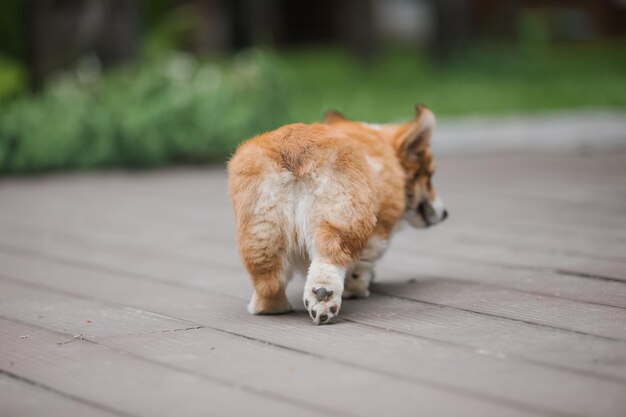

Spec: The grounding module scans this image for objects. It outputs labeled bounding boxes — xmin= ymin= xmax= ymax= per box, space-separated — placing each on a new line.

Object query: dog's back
xmin=228 ymin=122 xmax=378 ymax=267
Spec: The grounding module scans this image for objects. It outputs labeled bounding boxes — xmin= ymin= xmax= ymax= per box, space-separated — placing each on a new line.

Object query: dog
xmin=228 ymin=104 xmax=447 ymax=325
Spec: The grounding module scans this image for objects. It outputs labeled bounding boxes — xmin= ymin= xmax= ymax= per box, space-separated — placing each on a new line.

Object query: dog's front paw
xmin=304 ymin=286 xmax=342 ymax=325
xmin=344 ymin=261 xmax=374 ymax=299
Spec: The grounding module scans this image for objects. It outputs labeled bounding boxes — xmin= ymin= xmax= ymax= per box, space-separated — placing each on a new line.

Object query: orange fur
xmin=228 ymin=104 xmax=445 ymax=322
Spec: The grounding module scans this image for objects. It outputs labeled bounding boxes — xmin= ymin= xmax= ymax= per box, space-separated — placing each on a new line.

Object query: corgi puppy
xmin=228 ymin=105 xmax=447 ymax=325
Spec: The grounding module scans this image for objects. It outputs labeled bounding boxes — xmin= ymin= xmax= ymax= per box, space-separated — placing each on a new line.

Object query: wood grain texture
xmin=1 ymin=254 xmax=626 ymax=417
xmin=0 ymin=319 xmax=326 ymax=417
xmin=2 ymin=248 xmax=625 ymax=382
xmin=0 ymin=277 xmax=544 ymax=417
xmin=0 ymin=373 xmax=122 ymax=417
xmin=378 ymin=253 xmax=626 ymax=308
xmin=1 ymin=226 xmax=625 ymax=341
xmin=370 ymin=279 xmax=626 ymax=340
xmin=1 ymin=153 xmax=626 ymax=417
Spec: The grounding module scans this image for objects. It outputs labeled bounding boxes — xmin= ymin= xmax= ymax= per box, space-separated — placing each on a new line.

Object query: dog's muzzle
xmin=417 ymin=197 xmax=448 ymax=227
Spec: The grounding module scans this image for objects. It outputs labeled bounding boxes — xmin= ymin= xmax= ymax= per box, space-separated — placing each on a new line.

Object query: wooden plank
xmin=445 ymin=216 xmax=626 ymax=245
xmin=439 ymin=175 xmax=626 ymax=210
xmin=0 ymin=226 xmax=240 ymax=293
xmin=448 ymin=183 xmax=626 ymax=215
xmin=432 ymin=204 xmax=626 ymax=241
xmin=145 ymin=307 xmax=626 ymax=417
xmin=6 ymin=197 xmax=626 ymax=268
xmin=370 ymin=279 xmax=626 ymax=341
xmin=0 ymin=373 xmax=122 ymax=417
xmin=391 ymin=232 xmax=626 ymax=282
xmin=341 ymin=293 xmax=626 ymax=382
xmin=2 ymin=254 xmax=626 ymax=417
xmin=0 ymin=217 xmax=236 ymax=268
xmin=3 ymin=172 xmax=626 ymax=288
xmin=3 ymin=161 xmax=626 ymax=245
xmin=7 ymin=207 xmax=626 ymax=299
xmin=4 ymin=177 xmax=626 ymax=247
xmin=2 ymin=227 xmax=626 ymax=340
xmin=0 ymin=281 xmax=539 ymax=417
xmin=4 ymin=247 xmax=625 ymax=385
xmin=428 ymin=225 xmax=626 ymax=261
xmin=0 ymin=189 xmax=234 ymax=243
xmin=434 ymin=154 xmax=626 ymax=187
xmin=3 ymin=214 xmax=625 ymax=316
xmin=100 ymin=326 xmax=538 ymax=417
xmin=378 ymin=252 xmax=626 ymax=309
xmin=0 ymin=280 xmax=199 ymax=340
xmin=3 ymin=161 xmax=626 ymax=283
xmin=50 ymin=217 xmax=626 ymax=310
xmin=1 ymin=153 xmax=626 ymax=417
xmin=0 ymin=319 xmax=326 ymax=417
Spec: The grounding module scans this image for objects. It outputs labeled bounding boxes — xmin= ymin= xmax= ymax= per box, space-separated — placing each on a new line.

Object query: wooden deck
xmin=1 ymin=153 xmax=626 ymax=417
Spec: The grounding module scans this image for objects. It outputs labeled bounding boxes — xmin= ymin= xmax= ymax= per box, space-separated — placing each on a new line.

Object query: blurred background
xmin=0 ymin=0 xmax=625 ymax=174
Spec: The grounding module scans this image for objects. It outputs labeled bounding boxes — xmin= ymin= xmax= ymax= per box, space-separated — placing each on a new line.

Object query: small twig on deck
xmin=56 ymin=334 xmax=84 ymax=346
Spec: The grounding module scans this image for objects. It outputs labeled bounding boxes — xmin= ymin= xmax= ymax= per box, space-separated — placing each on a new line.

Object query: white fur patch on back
xmin=360 ymin=122 xmax=382 ymax=131
xmin=365 ymin=156 xmax=383 ymax=174
xmin=255 ymin=161 xmax=356 ymax=259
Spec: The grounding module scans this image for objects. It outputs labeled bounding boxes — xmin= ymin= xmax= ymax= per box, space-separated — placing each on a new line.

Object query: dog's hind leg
xmin=240 ymin=226 xmax=293 ymax=315
xmin=235 ymin=199 xmax=293 ymax=315
xmin=300 ymin=151 xmax=378 ymax=324
xmin=303 ymin=218 xmax=374 ymax=325
xmin=247 ymin=264 xmax=293 ymax=315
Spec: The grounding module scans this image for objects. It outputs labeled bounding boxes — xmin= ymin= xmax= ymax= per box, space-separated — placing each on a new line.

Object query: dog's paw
xmin=304 ymin=286 xmax=342 ymax=325
xmin=343 ymin=262 xmax=374 ymax=299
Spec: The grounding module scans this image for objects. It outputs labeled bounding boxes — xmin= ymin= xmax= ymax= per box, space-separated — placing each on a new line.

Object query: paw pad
xmin=304 ymin=286 xmax=341 ymax=325
xmin=312 ymin=287 xmax=334 ymax=302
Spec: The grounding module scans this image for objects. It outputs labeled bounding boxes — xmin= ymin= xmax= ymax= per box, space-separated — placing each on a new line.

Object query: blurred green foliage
xmin=0 ymin=0 xmax=28 ymax=102
xmin=143 ymin=3 xmax=202 ymax=59
xmin=1 ymin=41 xmax=625 ymax=174
xmin=0 ymin=54 xmax=27 ymax=102
xmin=0 ymin=50 xmax=288 ymax=174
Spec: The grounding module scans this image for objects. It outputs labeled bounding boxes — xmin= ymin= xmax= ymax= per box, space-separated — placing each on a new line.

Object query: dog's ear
xmin=394 ymin=104 xmax=435 ymax=160
xmin=323 ymin=110 xmax=347 ymax=124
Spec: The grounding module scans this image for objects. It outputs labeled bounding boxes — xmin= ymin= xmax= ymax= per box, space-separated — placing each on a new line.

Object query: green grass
xmin=280 ymin=42 xmax=626 ymax=122
xmin=1 ymin=41 xmax=625 ymax=174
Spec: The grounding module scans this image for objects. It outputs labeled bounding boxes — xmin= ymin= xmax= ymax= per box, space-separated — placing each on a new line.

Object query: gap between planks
xmin=2 ymin=254 xmax=626 ymax=386
xmin=0 ymin=296 xmax=557 ymax=417
xmin=1 ymin=234 xmax=626 ymax=342
xmin=0 ymin=289 xmax=614 ymax=417
xmin=1 ymin=219 xmax=625 ymax=312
